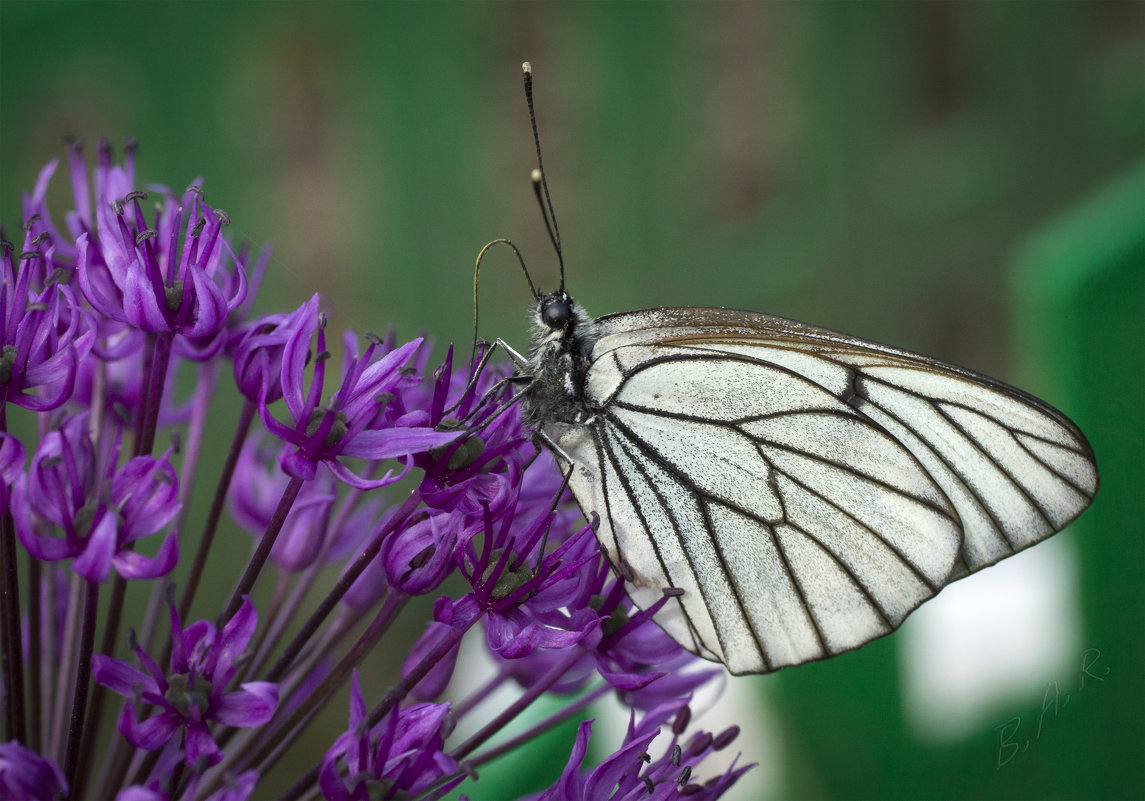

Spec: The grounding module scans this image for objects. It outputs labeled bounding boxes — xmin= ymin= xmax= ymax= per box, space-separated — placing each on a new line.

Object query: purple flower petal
xmin=326 ymin=457 xmax=408 ymax=490
xmin=214 ymin=597 xmax=258 ymax=684
xmin=597 ymin=666 xmax=665 ymax=692
xmin=342 ymin=548 xmax=388 ymax=611
xmin=112 ymin=528 xmax=179 ymax=580
xmin=383 ymin=511 xmax=459 ymax=595
xmin=111 ymin=454 xmax=180 ymax=538
xmin=214 ymin=682 xmax=279 ymax=728
xmin=402 ymin=622 xmax=462 ymax=701
xmin=347 ymin=670 xmax=366 ymax=728
xmin=538 ymin=719 xmax=592 ymax=801
xmin=232 ymin=314 xmax=290 ymax=404
xmin=627 ymin=667 xmax=724 ymax=711
xmin=202 ymin=770 xmax=259 ymax=801
xmin=122 ymin=259 xmax=170 ymax=332
xmin=0 ymin=433 xmax=25 ymax=486
xmin=177 ymin=620 xmax=215 ymax=675
xmin=0 ymin=740 xmax=68 ymax=801
xmin=30 ymin=156 xmax=60 ymax=211
xmin=278 ymin=444 xmax=319 ymax=481
xmin=71 ymin=509 xmax=118 ymax=581
xmin=184 ymin=266 xmax=228 ymax=338
xmin=279 ymin=295 xmax=320 ymax=422
xmin=18 ymin=347 xmax=79 ymax=410
xmin=317 ymin=754 xmax=359 ymax=801
xmin=389 ymin=702 xmax=453 ymax=755
xmin=335 ymin=338 xmax=421 ymax=419
xmin=12 ymin=480 xmax=81 ymax=561
xmin=92 ymin=654 xmax=159 ymax=697
xmin=581 ymin=729 xmax=660 ymax=800
xmin=339 ymin=427 xmax=460 ymax=460
xmin=119 ymin=705 xmax=179 ymax=751
xmin=77 ymin=234 xmax=128 ymax=322
xmin=184 ymin=720 xmax=223 ymax=767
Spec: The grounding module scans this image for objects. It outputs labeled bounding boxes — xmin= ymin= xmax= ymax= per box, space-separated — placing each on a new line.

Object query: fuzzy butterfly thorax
xmin=520 ymin=291 xmax=600 ymax=429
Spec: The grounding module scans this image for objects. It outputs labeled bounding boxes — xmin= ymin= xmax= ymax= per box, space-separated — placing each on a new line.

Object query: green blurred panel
xmin=1011 ymin=161 xmax=1145 ymax=800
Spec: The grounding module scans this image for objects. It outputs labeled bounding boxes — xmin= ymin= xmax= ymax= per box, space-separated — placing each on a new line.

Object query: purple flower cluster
xmin=537 ymin=703 xmax=750 ymax=801
xmin=0 ymin=142 xmax=751 ymax=800
xmin=91 ymin=596 xmax=277 ymax=770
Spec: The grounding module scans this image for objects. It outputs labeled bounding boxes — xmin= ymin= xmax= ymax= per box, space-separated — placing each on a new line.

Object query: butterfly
xmin=504 ymin=63 xmax=1098 ymax=676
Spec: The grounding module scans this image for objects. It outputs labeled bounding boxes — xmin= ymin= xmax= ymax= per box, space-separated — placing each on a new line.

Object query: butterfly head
xmin=531 ymin=290 xmax=595 ymax=348
xmin=521 ymin=290 xmax=600 ymax=428
xmin=539 ymin=291 xmax=573 ymax=331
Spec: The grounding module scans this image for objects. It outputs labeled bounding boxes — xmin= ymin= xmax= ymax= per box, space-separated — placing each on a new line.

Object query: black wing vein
xmin=611 ymin=399 xmax=956 ymax=524
xmin=594 ymin=422 xmax=712 ymax=658
xmin=604 ymin=408 xmax=912 ymax=661
xmin=849 ymin=374 xmax=1014 ymax=548
xmin=932 ymin=399 xmax=1056 ymax=530
xmin=605 ymin=423 xmax=770 ymax=666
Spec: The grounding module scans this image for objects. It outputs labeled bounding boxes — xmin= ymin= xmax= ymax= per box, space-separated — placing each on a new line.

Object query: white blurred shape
xmin=900 ymin=536 xmax=1081 ymax=742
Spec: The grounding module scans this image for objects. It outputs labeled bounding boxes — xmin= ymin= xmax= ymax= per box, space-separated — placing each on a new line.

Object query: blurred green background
xmin=1 ymin=2 xmax=1142 ymax=799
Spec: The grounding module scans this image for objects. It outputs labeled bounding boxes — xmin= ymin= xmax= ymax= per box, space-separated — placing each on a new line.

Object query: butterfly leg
xmin=496 ymin=338 xmax=530 ymax=370
xmin=535 ymin=429 xmax=575 ymax=466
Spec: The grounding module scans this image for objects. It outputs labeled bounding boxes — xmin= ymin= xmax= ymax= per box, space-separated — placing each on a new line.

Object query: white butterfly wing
xmin=547 ymin=307 xmax=1098 ymax=675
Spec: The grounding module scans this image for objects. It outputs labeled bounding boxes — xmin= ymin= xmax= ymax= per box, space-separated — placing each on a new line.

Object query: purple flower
xmin=341 ymin=546 xmax=389 ymax=612
xmin=19 ymin=139 xmax=134 ymax=276
xmin=318 ymin=671 xmax=461 ymax=801
xmin=406 ymin=505 xmax=601 ymax=683
xmin=0 ymin=235 xmax=94 ymax=410
xmin=0 ymin=741 xmax=67 ymax=800
xmin=76 ymin=179 xmax=247 ymax=358
xmin=231 ymin=310 xmax=293 ymax=405
xmin=415 ymin=346 xmax=533 ymax=520
xmin=195 ymin=770 xmax=259 ymax=801
xmin=92 ymin=596 xmax=279 ymax=768
xmin=12 ymin=414 xmax=180 ymax=581
xmin=381 ymin=507 xmax=468 ymax=595
xmin=0 ymin=145 xmax=755 ymax=801
xmin=397 ymin=507 xmax=598 ymax=698
xmin=400 ymin=613 xmax=464 ymax=701
xmin=20 ymin=165 xmax=72 ymax=277
xmin=450 ymin=496 xmax=719 ymax=704
xmin=535 ymin=702 xmax=751 ymax=801
xmin=259 ymin=294 xmax=458 ymax=489
xmin=558 ymin=561 xmax=721 ymax=707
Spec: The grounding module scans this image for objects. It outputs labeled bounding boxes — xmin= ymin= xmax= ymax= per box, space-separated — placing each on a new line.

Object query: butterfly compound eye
xmin=542 ymin=297 xmax=571 ymax=330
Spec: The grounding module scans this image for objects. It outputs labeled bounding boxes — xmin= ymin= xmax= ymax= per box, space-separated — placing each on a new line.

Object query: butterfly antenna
xmin=473 ymin=237 xmax=538 ymax=365
xmin=522 ymin=62 xmax=565 ymax=293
